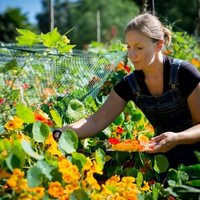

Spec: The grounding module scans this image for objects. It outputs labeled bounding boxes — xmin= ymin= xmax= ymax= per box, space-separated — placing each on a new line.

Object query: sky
xmin=0 ymin=0 xmax=43 ymax=24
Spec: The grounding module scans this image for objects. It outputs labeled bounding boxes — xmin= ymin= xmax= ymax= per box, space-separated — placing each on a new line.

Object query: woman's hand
xmin=146 ymin=132 xmax=179 ymax=153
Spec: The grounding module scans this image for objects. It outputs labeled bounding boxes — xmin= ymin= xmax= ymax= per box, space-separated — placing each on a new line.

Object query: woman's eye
xmin=137 ymin=47 xmax=143 ymax=50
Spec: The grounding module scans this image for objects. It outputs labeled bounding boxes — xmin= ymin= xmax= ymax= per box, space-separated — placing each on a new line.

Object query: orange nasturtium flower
xmin=4 ymin=116 xmax=23 ymax=130
xmin=108 ymin=137 xmax=120 ymax=145
xmin=115 ymin=61 xmax=131 ymax=73
xmin=108 ymin=134 xmax=150 ymax=152
xmin=34 ymin=110 xmax=54 ymax=126
xmin=191 ymin=58 xmax=200 ymax=67
xmin=48 ymin=181 xmax=65 ymax=198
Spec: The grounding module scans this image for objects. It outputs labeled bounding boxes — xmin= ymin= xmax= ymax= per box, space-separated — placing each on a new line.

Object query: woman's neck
xmin=143 ymin=53 xmax=164 ymax=78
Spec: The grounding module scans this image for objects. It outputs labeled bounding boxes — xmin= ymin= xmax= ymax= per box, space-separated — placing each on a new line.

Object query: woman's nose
xmin=128 ymin=49 xmax=137 ymax=60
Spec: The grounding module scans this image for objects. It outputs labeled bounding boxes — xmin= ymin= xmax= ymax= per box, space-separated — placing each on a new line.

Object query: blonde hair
xmin=125 ymin=13 xmax=172 ymax=46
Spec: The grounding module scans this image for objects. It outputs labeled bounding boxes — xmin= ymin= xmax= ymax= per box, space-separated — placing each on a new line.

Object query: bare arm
xmin=177 ymin=82 xmax=200 ymax=144
xmin=61 ymin=90 xmax=127 ymax=139
xmin=147 ymin=83 xmax=200 ymax=153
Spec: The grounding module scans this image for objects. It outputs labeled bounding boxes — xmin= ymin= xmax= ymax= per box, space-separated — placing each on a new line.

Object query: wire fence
xmin=0 ymin=43 xmax=126 ymax=108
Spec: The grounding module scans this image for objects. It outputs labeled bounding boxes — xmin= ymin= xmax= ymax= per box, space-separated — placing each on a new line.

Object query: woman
xmin=53 ymin=13 xmax=200 ymax=168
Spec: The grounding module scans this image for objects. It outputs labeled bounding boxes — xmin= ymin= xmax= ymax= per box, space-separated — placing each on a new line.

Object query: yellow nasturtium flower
xmin=4 ymin=116 xmax=23 ymax=130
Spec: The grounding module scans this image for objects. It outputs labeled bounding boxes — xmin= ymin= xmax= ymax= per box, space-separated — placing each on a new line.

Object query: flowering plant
xmin=0 ymin=103 xmax=165 ymax=200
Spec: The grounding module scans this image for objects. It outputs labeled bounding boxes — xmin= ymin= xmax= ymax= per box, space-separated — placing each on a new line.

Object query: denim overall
xmin=126 ymin=59 xmax=200 ymax=168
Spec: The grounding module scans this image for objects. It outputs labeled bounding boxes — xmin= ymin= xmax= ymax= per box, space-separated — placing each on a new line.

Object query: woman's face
xmin=125 ymin=30 xmax=159 ymax=71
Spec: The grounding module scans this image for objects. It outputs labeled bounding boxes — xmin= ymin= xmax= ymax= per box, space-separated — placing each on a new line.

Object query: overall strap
xmin=126 ymin=73 xmax=141 ymax=96
xmin=169 ymin=58 xmax=182 ymax=89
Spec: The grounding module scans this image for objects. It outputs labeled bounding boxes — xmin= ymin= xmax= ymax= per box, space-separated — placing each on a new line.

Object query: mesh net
xmin=0 ymin=43 xmax=126 ymax=109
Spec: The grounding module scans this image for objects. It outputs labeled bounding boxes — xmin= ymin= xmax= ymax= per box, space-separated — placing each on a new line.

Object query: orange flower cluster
xmin=90 ymin=175 xmax=150 ymax=200
xmin=48 ymin=156 xmax=81 ymax=199
xmin=108 ymin=134 xmax=151 ymax=152
xmin=82 ymin=158 xmax=103 ymax=191
xmin=6 ymin=168 xmax=44 ymax=199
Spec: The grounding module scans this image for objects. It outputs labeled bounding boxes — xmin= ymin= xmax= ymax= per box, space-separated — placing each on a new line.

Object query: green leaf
xmin=33 ymin=160 xmax=55 ymax=181
xmin=21 ymin=139 xmax=44 ymax=160
xmin=58 ymin=129 xmax=78 ymax=154
xmin=105 ymin=185 xmax=118 ymax=193
xmin=95 ymin=148 xmax=105 ymax=170
xmin=172 ymin=184 xmax=200 ymax=194
xmin=0 ymin=125 xmax=5 ymax=134
xmin=180 ymin=164 xmax=200 ymax=179
xmin=6 ymin=154 xmax=21 ymax=171
xmin=72 ymin=152 xmax=87 ymax=171
xmin=154 ymin=154 xmax=169 ymax=173
xmin=57 ymin=44 xmax=76 ymax=53
xmin=113 ymin=112 xmax=125 ymax=126
xmin=50 ymin=109 xmax=62 ymax=127
xmin=32 ymin=121 xmax=50 ymax=143
xmin=194 ymin=151 xmax=200 ymax=162
xmin=70 ymin=189 xmax=90 ymax=200
xmin=136 ymin=171 xmax=143 ymax=188
xmin=186 ymin=179 xmax=200 ymax=187
xmin=67 ymin=99 xmax=86 ymax=122
xmin=40 ymin=28 xmax=62 ymax=48
xmin=16 ymin=103 xmax=35 ymax=123
xmin=16 ymin=29 xmax=38 ymax=45
xmin=27 ymin=165 xmax=44 ymax=187
xmin=132 ymin=112 xmax=142 ymax=121
xmin=5 ymin=144 xmax=26 ymax=171
xmin=0 ymin=59 xmax=18 ymax=73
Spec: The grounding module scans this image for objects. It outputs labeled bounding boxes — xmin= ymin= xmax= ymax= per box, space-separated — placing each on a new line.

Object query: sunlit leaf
xmin=136 ymin=171 xmax=143 ymax=188
xmin=50 ymin=109 xmax=62 ymax=128
xmin=95 ymin=148 xmax=105 ymax=170
xmin=16 ymin=28 xmax=38 ymax=45
xmin=16 ymin=103 xmax=35 ymax=123
xmin=40 ymin=28 xmax=62 ymax=48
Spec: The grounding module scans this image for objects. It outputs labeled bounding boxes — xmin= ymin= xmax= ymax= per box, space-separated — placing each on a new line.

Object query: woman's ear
xmin=156 ymin=40 xmax=164 ymax=50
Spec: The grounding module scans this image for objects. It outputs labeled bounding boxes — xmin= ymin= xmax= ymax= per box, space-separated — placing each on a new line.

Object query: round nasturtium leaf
xmin=154 ymin=154 xmax=169 ymax=173
xmin=58 ymin=129 xmax=78 ymax=154
xmin=113 ymin=112 xmax=125 ymax=126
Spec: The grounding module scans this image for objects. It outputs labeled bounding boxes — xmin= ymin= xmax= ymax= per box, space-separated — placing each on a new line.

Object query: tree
xmin=37 ymin=0 xmax=73 ymax=34
xmin=0 ymin=8 xmax=32 ymax=42
xmin=36 ymin=0 xmax=140 ymax=48
xmin=155 ymin=0 xmax=198 ymax=35
xmin=67 ymin=0 xmax=140 ymax=48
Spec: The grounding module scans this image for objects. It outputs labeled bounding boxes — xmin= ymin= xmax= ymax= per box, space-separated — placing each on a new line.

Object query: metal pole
xmin=152 ymin=0 xmax=155 ymax=15
xmin=48 ymin=0 xmax=54 ymax=31
xmin=96 ymin=10 xmax=101 ymax=42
